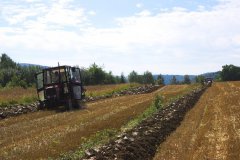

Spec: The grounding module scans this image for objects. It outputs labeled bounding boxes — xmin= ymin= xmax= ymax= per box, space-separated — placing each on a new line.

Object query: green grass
xmin=0 ymin=87 xmax=37 ymax=107
xmin=57 ymin=129 xmax=118 ymax=160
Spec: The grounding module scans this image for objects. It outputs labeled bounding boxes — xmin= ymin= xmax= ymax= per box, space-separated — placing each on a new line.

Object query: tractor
xmin=36 ymin=65 xmax=85 ymax=109
xmin=204 ymin=77 xmax=213 ymax=87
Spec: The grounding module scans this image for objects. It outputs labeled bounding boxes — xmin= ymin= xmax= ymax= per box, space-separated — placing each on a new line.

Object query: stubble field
xmin=0 ymin=84 xmax=195 ymax=159
xmin=154 ymin=81 xmax=240 ymax=160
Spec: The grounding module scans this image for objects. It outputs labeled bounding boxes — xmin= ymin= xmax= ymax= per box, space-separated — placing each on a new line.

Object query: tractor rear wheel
xmin=66 ymin=98 xmax=73 ymax=110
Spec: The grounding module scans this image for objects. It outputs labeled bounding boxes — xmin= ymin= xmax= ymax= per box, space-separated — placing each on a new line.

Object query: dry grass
xmin=0 ymin=87 xmax=37 ymax=107
xmin=154 ymin=81 xmax=240 ymax=160
xmin=85 ymin=83 xmax=141 ymax=97
xmin=0 ymin=84 xmax=197 ymax=159
xmin=160 ymin=84 xmax=200 ymax=104
xmin=0 ymin=83 xmax=141 ymax=107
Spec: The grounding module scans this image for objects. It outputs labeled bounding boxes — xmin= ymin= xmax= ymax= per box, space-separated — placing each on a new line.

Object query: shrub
xmin=154 ymin=95 xmax=163 ymax=109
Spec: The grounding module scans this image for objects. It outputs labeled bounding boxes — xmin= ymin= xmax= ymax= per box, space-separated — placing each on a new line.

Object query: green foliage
xmin=0 ymin=94 xmax=38 ymax=107
xmin=0 ymin=53 xmax=17 ymax=69
xmin=0 ymin=54 xmax=123 ymax=87
xmin=128 ymin=70 xmax=138 ymax=83
xmin=6 ymin=75 xmax=28 ymax=88
xmin=220 ymin=64 xmax=240 ymax=81
xmin=58 ymin=129 xmax=118 ymax=160
xmin=156 ymin=74 xmax=164 ymax=85
xmin=195 ymin=75 xmax=205 ymax=85
xmin=170 ymin=76 xmax=178 ymax=85
xmin=143 ymin=71 xmax=154 ymax=84
xmin=0 ymin=53 xmax=42 ymax=88
xmin=120 ymin=72 xmax=126 ymax=83
xmin=88 ymin=63 xmax=106 ymax=84
xmin=154 ymin=94 xmax=163 ymax=109
xmin=214 ymin=73 xmax=222 ymax=82
xmin=128 ymin=70 xmax=154 ymax=84
xmin=0 ymin=68 xmax=16 ymax=87
xmin=81 ymin=63 xmax=122 ymax=85
xmin=122 ymin=104 xmax=157 ymax=131
xmin=183 ymin=75 xmax=191 ymax=84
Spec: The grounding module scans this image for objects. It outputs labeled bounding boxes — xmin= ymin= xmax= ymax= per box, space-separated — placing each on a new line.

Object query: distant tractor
xmin=36 ymin=65 xmax=85 ymax=109
xmin=204 ymin=77 xmax=213 ymax=87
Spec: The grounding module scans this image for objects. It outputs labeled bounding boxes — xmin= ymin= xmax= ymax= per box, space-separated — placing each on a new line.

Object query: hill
xmin=19 ymin=63 xmax=48 ymax=68
xmin=153 ymin=72 xmax=220 ymax=85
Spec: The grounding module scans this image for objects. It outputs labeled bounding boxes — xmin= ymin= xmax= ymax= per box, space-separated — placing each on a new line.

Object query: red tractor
xmin=36 ymin=66 xmax=85 ymax=109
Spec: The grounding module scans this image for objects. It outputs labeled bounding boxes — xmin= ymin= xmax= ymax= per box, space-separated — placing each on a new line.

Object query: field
xmin=154 ymin=81 xmax=240 ymax=160
xmin=2 ymin=82 xmax=238 ymax=160
xmin=0 ymin=84 xmax=196 ymax=159
xmin=85 ymin=83 xmax=141 ymax=97
xmin=0 ymin=87 xmax=37 ymax=107
xmin=0 ymin=83 xmax=140 ymax=107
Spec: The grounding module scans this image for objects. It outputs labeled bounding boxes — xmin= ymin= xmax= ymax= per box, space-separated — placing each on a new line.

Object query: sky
xmin=0 ymin=0 xmax=240 ymax=75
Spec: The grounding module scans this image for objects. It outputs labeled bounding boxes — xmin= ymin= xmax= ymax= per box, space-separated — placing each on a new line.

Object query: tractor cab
xmin=204 ymin=77 xmax=213 ymax=87
xmin=36 ymin=66 xmax=85 ymax=109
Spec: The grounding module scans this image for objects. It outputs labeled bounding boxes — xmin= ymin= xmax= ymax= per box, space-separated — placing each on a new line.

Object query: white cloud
xmin=0 ymin=0 xmax=240 ymax=75
xmin=136 ymin=3 xmax=144 ymax=8
xmin=1 ymin=0 xmax=88 ymax=29
xmin=24 ymin=0 xmax=41 ymax=2
xmin=135 ymin=10 xmax=152 ymax=16
xmin=88 ymin=10 xmax=96 ymax=16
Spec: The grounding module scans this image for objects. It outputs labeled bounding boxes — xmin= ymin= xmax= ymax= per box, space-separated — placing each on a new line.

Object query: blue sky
xmin=0 ymin=0 xmax=240 ymax=75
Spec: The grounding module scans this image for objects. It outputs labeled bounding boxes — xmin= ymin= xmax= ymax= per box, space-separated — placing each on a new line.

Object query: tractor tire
xmin=66 ymin=98 xmax=73 ymax=110
xmin=74 ymin=100 xmax=86 ymax=109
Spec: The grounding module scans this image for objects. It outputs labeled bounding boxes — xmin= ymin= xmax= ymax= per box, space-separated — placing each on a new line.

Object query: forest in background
xmin=0 ymin=53 xmax=239 ymax=88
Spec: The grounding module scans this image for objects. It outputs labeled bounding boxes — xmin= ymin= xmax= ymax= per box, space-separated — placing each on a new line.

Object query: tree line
xmin=0 ymin=53 xmax=42 ymax=88
xmin=1 ymin=53 xmax=239 ymax=88
xmin=80 ymin=63 xmax=126 ymax=85
xmin=195 ymin=64 xmax=240 ymax=84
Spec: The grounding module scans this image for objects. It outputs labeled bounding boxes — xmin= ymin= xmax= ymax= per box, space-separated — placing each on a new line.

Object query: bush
xmin=154 ymin=95 xmax=163 ymax=109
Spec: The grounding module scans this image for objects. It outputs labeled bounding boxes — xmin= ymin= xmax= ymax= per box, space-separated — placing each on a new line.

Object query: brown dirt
xmin=0 ymin=85 xmax=191 ymax=159
xmin=154 ymin=81 xmax=240 ymax=160
xmin=82 ymin=86 xmax=206 ymax=160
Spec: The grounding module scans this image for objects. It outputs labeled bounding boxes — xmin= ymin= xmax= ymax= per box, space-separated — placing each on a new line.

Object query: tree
xmin=156 ymin=74 xmax=164 ymax=85
xmin=18 ymin=65 xmax=41 ymax=86
xmin=195 ymin=75 xmax=205 ymax=85
xmin=115 ymin=76 xmax=121 ymax=84
xmin=0 ymin=68 xmax=16 ymax=87
xmin=104 ymin=71 xmax=116 ymax=84
xmin=170 ymin=76 xmax=178 ymax=85
xmin=88 ymin=63 xmax=106 ymax=84
xmin=137 ymin=75 xmax=144 ymax=84
xmin=0 ymin=53 xmax=17 ymax=69
xmin=142 ymin=71 xmax=154 ymax=84
xmin=128 ymin=71 xmax=138 ymax=83
xmin=221 ymin=64 xmax=240 ymax=81
xmin=7 ymin=75 xmax=27 ymax=88
xmin=183 ymin=75 xmax=191 ymax=84
xmin=0 ymin=53 xmax=18 ymax=86
xmin=120 ymin=73 xmax=126 ymax=83
xmin=80 ymin=67 xmax=91 ymax=85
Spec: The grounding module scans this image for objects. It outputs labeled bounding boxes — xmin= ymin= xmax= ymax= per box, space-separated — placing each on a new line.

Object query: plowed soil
xmin=0 ymin=85 xmax=191 ymax=159
xmin=82 ymin=86 xmax=206 ymax=160
xmin=154 ymin=81 xmax=240 ymax=160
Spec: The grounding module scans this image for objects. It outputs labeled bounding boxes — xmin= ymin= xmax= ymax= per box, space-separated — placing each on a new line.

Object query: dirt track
xmin=0 ymin=85 xmax=191 ymax=159
xmin=154 ymin=81 xmax=240 ymax=160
